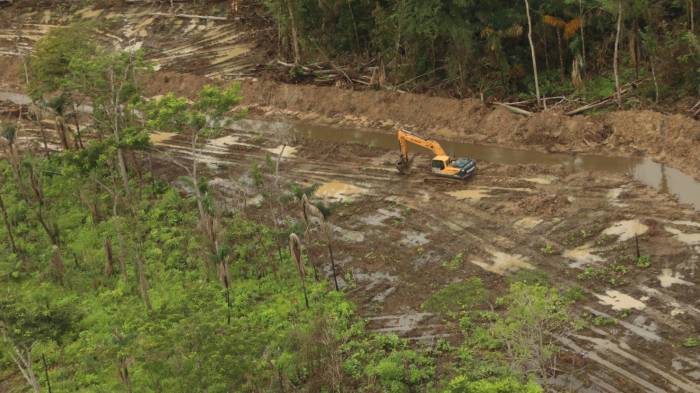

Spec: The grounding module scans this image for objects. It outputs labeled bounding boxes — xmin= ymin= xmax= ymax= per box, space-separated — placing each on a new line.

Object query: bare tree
xmin=525 ymin=0 xmax=542 ymax=108
xmin=1 ymin=327 xmax=41 ymax=393
xmin=614 ymin=0 xmax=623 ymax=108
xmin=285 ymin=0 xmax=301 ymax=63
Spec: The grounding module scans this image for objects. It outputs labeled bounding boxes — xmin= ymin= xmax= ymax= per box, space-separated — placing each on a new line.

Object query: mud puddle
xmin=226 ymin=118 xmax=700 ymax=210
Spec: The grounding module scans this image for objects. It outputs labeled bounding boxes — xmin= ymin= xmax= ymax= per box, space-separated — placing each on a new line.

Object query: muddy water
xmin=3 ymin=90 xmax=700 ymax=210
xmin=234 ymin=119 xmax=700 ymax=210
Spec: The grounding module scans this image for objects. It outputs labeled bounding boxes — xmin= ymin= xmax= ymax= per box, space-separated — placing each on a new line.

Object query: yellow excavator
xmin=396 ymin=128 xmax=476 ymax=180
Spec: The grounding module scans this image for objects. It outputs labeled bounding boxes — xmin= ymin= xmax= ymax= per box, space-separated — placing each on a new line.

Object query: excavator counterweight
xmin=396 ymin=129 xmax=476 ymax=180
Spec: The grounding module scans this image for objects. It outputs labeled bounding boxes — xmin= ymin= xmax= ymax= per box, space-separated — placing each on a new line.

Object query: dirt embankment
xmin=3 ymin=53 xmax=699 ymax=179
xmin=140 ymin=70 xmax=700 ymax=180
xmin=231 ymin=78 xmax=700 ymax=179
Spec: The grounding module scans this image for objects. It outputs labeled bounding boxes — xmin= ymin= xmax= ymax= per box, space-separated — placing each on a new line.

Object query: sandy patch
xmin=471 ymin=248 xmax=533 ymax=275
xmin=264 ymin=145 xmax=297 ymax=158
xmin=563 ymin=243 xmax=604 ymax=268
xmin=447 ymin=188 xmax=491 ymax=202
xmin=315 ymin=181 xmax=368 ymax=202
xmin=603 ymin=219 xmax=649 ymax=242
xmin=595 ymin=290 xmax=646 ymax=311
xmin=657 ymin=269 xmax=693 ymax=288
xmin=150 ymin=132 xmax=177 ymax=144
xmin=513 ymin=217 xmax=543 ymax=230
xmin=665 ymin=226 xmax=700 ymax=245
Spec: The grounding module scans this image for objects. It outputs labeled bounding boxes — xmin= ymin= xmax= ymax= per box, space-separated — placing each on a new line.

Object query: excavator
xmin=396 ymin=128 xmax=476 ymax=180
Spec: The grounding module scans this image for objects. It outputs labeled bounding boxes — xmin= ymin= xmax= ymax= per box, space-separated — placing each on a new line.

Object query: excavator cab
xmin=431 ymin=155 xmax=450 ymax=172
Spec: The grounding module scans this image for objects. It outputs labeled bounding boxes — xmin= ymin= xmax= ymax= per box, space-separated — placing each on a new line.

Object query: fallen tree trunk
xmin=148 ymin=12 xmax=227 ymax=21
xmin=565 ymin=80 xmax=645 ymax=116
xmin=495 ymin=103 xmax=534 ymax=117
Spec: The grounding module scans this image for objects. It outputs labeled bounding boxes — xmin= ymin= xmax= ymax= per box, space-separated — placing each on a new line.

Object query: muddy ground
xmin=152 ymin=122 xmax=700 ymax=393
xmin=8 ymin=111 xmax=699 ymax=392
xmin=1 ymin=1 xmax=699 ymax=180
xmin=1 ymin=1 xmax=700 ymax=392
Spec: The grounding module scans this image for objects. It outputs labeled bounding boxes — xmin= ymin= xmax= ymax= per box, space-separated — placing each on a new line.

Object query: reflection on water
xmin=229 ymin=119 xmax=700 ymax=210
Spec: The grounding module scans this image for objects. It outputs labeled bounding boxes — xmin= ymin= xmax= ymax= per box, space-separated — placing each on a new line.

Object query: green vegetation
xmin=592 ymin=315 xmax=617 ymax=326
xmin=636 ymin=255 xmax=651 ymax=268
xmin=422 ymin=278 xmax=486 ymax=318
xmin=682 ymin=337 xmax=700 ymax=348
xmin=264 ymin=0 xmax=700 ymax=104
xmin=441 ymin=252 xmax=464 ymax=270
xmin=1 ymin=22 xmax=598 ymax=392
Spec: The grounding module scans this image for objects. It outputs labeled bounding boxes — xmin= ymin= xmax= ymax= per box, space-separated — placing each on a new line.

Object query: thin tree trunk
xmin=104 ymin=238 xmax=115 ymax=277
xmin=55 ymin=116 xmax=70 ymax=150
xmin=71 ymin=104 xmax=84 ymax=149
xmin=135 ymin=250 xmax=152 ymax=312
xmin=8 ymin=345 xmax=41 ymax=393
xmin=525 ymin=0 xmax=542 ymax=108
xmin=556 ymin=28 xmax=565 ymax=82
xmin=580 ymin=0 xmax=586 ymax=71
xmin=0 ymin=194 xmax=17 ymax=254
xmin=690 ymin=0 xmax=695 ymax=32
xmin=327 ymin=241 xmax=339 ymax=291
xmin=614 ymin=0 xmax=623 ymax=108
xmin=650 ymin=57 xmax=659 ymax=104
xmin=41 ymin=353 xmax=52 ymax=393
xmin=286 ymin=0 xmax=301 ymax=64
xmin=117 ymin=231 xmax=129 ymax=284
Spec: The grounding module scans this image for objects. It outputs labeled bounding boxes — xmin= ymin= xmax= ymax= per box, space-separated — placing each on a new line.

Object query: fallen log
xmin=495 ymin=102 xmax=534 ymax=117
xmin=565 ymin=98 xmax=615 ymax=116
xmin=148 ymin=12 xmax=227 ymax=21
xmin=565 ymin=79 xmax=647 ymax=116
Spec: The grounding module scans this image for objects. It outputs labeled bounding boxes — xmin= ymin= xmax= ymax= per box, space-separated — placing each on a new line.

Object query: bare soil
xmin=2 ymin=2 xmax=700 ymax=392
xmin=142 ymin=122 xmax=699 ymax=393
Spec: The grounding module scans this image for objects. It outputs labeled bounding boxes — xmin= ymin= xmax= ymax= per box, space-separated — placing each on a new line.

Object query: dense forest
xmin=0 ymin=22 xmax=587 ymax=393
xmin=263 ymin=0 xmax=699 ymax=106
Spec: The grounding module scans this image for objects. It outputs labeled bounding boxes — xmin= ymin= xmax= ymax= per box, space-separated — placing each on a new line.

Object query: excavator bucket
xmin=396 ymin=155 xmax=414 ymax=175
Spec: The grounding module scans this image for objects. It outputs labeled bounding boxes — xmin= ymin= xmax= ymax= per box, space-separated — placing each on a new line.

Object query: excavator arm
xmin=396 ymin=129 xmax=448 ymax=174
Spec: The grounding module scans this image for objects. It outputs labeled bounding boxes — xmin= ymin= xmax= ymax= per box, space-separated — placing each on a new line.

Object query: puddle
xmin=233 ymin=119 xmax=700 ymax=211
xmin=399 ymin=231 xmax=430 ymax=247
xmin=603 ymin=219 xmax=649 ymax=242
xmin=471 ymin=249 xmax=533 ymax=275
xmin=657 ymin=268 xmax=693 ymax=288
xmin=595 ymin=290 xmax=646 ymax=311
xmin=564 ymin=243 xmax=604 ymax=268
xmin=513 ymin=216 xmax=543 ymax=230
xmin=149 ymin=132 xmax=177 ymax=144
xmin=664 ymin=226 xmax=700 ymax=245
xmin=446 ymin=188 xmax=491 ymax=202
xmin=314 ymin=181 xmax=368 ymax=202
xmin=264 ymin=145 xmax=297 ymax=158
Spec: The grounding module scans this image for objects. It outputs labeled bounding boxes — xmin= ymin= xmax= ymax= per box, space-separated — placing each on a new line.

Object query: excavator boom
xmin=397 ymin=129 xmax=447 ymax=161
xmin=395 ymin=128 xmax=476 ymax=180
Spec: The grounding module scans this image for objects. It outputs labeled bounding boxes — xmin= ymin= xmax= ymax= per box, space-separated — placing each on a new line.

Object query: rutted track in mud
xmin=144 ymin=122 xmax=700 ymax=393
